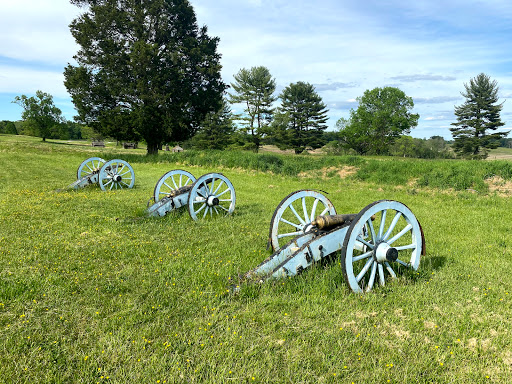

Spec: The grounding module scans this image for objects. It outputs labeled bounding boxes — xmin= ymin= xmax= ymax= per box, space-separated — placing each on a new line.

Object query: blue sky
xmin=1 ymin=0 xmax=512 ymax=139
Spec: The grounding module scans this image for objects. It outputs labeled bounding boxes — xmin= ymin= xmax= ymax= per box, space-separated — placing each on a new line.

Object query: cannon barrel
xmin=311 ymin=214 xmax=357 ymax=230
xmin=312 ymin=214 xmax=376 ymax=230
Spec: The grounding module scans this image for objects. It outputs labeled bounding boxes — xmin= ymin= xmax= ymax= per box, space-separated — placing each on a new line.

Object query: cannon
xmin=243 ymin=190 xmax=425 ymax=293
xmin=146 ymin=169 xmax=236 ymax=221
xmin=66 ymin=157 xmax=135 ymax=190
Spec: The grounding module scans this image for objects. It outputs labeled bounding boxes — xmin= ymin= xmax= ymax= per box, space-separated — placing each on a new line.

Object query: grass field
xmin=2 ymin=135 xmax=512 ymax=383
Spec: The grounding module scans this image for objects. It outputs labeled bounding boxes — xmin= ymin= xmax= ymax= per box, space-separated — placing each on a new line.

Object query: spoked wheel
xmin=98 ymin=159 xmax=135 ymax=191
xmin=153 ymin=170 xmax=195 ymax=202
xmin=187 ymin=173 xmax=236 ymax=221
xmin=268 ymin=190 xmax=337 ymax=252
xmin=77 ymin=157 xmax=105 ymax=179
xmin=341 ymin=200 xmax=424 ymax=293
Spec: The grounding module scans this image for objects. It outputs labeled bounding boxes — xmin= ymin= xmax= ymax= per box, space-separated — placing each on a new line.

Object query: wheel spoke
xmin=383 ymin=211 xmax=402 ymax=240
xmin=356 ymin=235 xmax=375 ymax=250
xmin=217 ymin=205 xmax=229 ymax=212
xmin=396 ymin=258 xmax=410 ymax=268
xmin=288 ymin=203 xmax=306 ymax=226
xmin=352 ymin=250 xmax=373 ymax=262
xmin=170 ymin=176 xmax=178 ymax=189
xmin=367 ymin=218 xmax=377 ymax=243
xmin=320 ymin=206 xmax=329 ymax=216
xmin=366 ymin=261 xmax=377 ymax=291
xmin=385 ymin=262 xmax=397 ymax=278
xmin=378 ymin=209 xmax=387 ymax=239
xmin=356 ymin=258 xmax=373 ymax=283
xmin=277 ymin=231 xmax=302 ymax=239
xmin=395 ymin=243 xmax=417 ymax=251
xmin=378 ymin=264 xmax=385 ymax=286
xmin=302 ymin=197 xmax=309 ymax=224
xmin=196 ymin=185 xmax=208 ymax=198
xmin=194 ymin=203 xmax=206 ymax=215
xmin=216 ymin=188 xmax=231 ymax=198
xmin=163 ymin=181 xmax=173 ymax=192
xmin=279 ymin=217 xmax=302 ymax=230
xmin=387 ymin=224 xmax=412 ymax=245
xmin=310 ymin=198 xmax=320 ymax=222
xmin=208 ymin=178 xmax=216 ymax=194
xmin=219 ymin=199 xmax=232 ymax=203
xmin=213 ymin=180 xmax=224 ymax=195
xmin=203 ymin=206 xmax=209 ymax=219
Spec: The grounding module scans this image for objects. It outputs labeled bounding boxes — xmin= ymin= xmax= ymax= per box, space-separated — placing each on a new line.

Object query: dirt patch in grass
xmin=298 ymin=166 xmax=358 ymax=179
xmin=485 ymin=175 xmax=512 ymax=196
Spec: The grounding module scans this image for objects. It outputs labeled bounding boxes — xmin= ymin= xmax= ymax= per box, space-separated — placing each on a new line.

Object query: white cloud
xmin=0 ymin=0 xmax=79 ymax=64
xmin=1 ymin=0 xmax=511 ymax=137
xmin=0 ymin=65 xmax=68 ymax=97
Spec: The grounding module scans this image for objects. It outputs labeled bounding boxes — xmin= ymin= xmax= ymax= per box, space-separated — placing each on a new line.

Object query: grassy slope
xmin=1 ymin=135 xmax=512 ymax=383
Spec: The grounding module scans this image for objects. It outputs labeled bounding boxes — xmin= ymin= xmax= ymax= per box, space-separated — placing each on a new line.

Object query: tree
xmin=229 ymin=66 xmax=276 ymax=151
xmin=12 ymin=91 xmax=63 ymax=141
xmin=335 ymin=116 xmax=370 ymax=155
xmin=0 ymin=121 xmax=17 ymax=135
xmin=337 ymin=87 xmax=419 ymax=155
xmin=189 ymin=100 xmax=235 ymax=150
xmin=64 ymin=0 xmax=226 ymax=155
xmin=450 ymin=73 xmax=508 ymax=159
xmin=272 ymin=82 xmax=328 ymax=154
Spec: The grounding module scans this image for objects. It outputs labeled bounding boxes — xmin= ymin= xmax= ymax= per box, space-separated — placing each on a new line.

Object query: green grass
xmin=2 ymin=135 xmax=512 ymax=383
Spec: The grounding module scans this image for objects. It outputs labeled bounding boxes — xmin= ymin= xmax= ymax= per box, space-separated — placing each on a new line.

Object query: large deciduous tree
xmin=450 ymin=73 xmax=508 ymax=159
xmin=338 ymin=87 xmax=419 ymax=155
xmin=272 ymin=81 xmax=328 ymax=154
xmin=64 ymin=0 xmax=226 ymax=155
xmin=12 ymin=90 xmax=63 ymax=141
xmin=228 ymin=66 xmax=276 ymax=151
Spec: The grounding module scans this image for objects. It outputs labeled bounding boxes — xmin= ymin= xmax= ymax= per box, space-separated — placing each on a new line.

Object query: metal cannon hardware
xmin=146 ymin=169 xmax=236 ymax=221
xmin=243 ymin=190 xmax=425 ymax=293
xmin=65 ymin=157 xmax=135 ymax=190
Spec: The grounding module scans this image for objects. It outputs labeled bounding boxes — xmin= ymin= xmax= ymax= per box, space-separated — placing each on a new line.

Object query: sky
xmin=1 ymin=0 xmax=512 ymax=139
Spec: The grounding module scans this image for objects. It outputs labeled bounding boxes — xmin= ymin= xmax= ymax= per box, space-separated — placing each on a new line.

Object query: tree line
xmin=7 ymin=0 xmax=508 ymax=159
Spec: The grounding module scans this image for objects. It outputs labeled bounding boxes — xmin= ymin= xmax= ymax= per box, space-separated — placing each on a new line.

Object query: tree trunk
xmin=146 ymin=141 xmax=159 ymax=155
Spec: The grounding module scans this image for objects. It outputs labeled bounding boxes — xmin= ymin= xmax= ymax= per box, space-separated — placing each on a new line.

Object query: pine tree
xmin=450 ymin=73 xmax=508 ymax=159
xmin=273 ymin=82 xmax=328 ymax=154
xmin=229 ymin=66 xmax=276 ymax=151
xmin=190 ymin=100 xmax=235 ymax=150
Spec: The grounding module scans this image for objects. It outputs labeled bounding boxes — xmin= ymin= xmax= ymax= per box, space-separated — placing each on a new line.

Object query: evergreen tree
xmin=229 ymin=66 xmax=276 ymax=151
xmin=190 ymin=100 xmax=235 ymax=150
xmin=273 ymin=81 xmax=328 ymax=154
xmin=450 ymin=73 xmax=508 ymax=159
xmin=64 ymin=0 xmax=226 ymax=155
